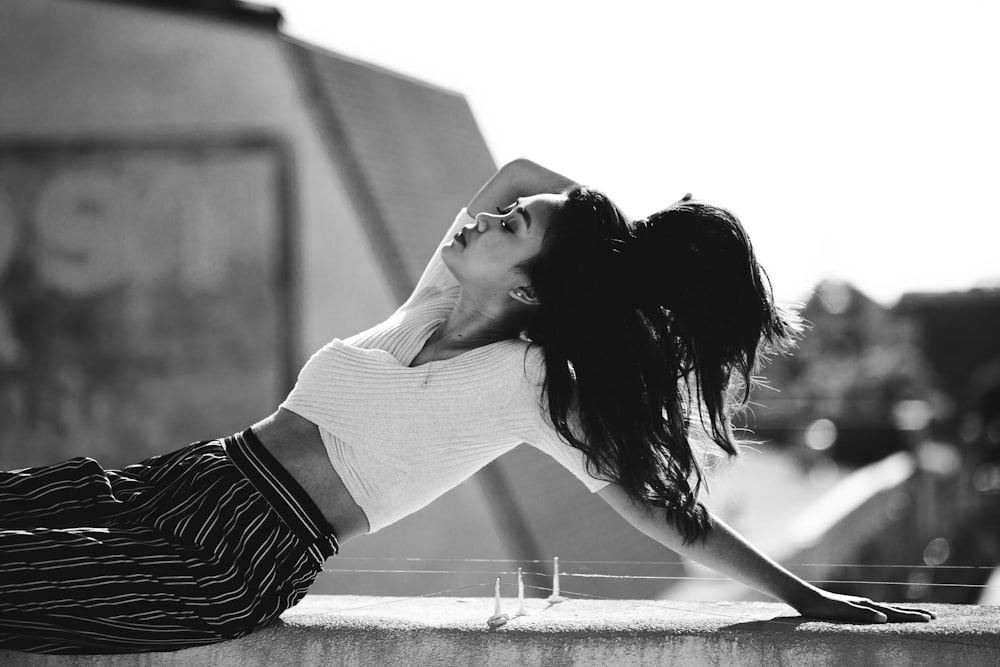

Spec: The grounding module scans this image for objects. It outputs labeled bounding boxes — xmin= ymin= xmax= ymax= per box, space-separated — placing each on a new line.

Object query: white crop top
xmin=280 ymin=209 xmax=611 ymax=532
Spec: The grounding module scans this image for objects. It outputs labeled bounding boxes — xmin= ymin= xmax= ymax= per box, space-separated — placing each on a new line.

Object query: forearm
xmin=671 ymin=513 xmax=821 ymax=609
xmin=466 ymin=158 xmax=576 ymax=217
xmin=598 ymin=485 xmax=819 ymax=609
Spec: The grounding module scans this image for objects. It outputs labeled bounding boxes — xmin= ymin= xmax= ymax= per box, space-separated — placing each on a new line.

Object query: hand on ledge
xmin=794 ymin=589 xmax=936 ymax=624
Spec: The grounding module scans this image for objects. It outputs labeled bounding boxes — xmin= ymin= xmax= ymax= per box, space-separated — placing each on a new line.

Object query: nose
xmin=473 ymin=212 xmax=495 ymax=233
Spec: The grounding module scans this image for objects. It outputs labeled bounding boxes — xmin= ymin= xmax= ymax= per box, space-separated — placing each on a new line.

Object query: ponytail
xmin=523 ymin=187 xmax=799 ymax=543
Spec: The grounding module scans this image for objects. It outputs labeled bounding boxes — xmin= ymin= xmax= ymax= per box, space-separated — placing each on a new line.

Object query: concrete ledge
xmin=2 ymin=596 xmax=998 ymax=666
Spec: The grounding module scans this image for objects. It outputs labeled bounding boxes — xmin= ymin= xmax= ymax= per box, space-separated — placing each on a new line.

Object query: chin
xmin=440 ymin=246 xmax=461 ymax=274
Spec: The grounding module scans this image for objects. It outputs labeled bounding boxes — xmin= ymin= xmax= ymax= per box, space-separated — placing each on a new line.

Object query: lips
xmin=455 ymin=230 xmax=468 ymax=246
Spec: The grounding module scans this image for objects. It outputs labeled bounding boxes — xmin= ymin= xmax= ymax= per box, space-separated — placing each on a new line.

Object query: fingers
xmin=800 ymin=599 xmax=887 ymax=624
xmin=893 ymin=604 xmax=935 ymax=619
xmin=854 ymin=599 xmax=935 ymax=623
xmin=846 ymin=601 xmax=887 ymax=623
xmin=799 ymin=592 xmax=937 ymax=625
xmin=880 ymin=604 xmax=935 ymax=622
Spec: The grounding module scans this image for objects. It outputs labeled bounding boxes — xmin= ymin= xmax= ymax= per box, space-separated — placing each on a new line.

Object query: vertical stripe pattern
xmin=0 ymin=430 xmax=339 ymax=655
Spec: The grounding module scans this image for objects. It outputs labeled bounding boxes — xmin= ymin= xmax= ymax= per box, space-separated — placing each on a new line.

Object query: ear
xmin=509 ymin=285 xmax=540 ymax=307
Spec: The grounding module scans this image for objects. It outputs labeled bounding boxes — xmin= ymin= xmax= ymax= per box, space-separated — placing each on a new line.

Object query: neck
xmin=432 ymin=287 xmax=527 ymax=350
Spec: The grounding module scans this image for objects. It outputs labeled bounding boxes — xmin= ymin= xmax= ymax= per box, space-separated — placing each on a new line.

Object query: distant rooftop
xmin=896 ymin=286 xmax=1000 ymax=308
xmin=285 ymin=37 xmax=497 ymax=300
xmin=93 ymin=0 xmax=283 ymax=28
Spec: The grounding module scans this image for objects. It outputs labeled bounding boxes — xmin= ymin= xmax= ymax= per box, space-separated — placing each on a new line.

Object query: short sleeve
xmin=525 ymin=421 xmax=613 ymax=493
xmin=511 ymin=349 xmax=612 ymax=493
xmin=399 ymin=208 xmax=474 ymax=310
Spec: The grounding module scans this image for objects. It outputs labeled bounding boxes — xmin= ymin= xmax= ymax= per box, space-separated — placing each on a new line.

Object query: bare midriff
xmin=251 ymin=408 xmax=370 ymax=543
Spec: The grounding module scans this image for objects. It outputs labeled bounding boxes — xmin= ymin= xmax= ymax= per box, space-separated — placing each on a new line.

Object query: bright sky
xmin=276 ymin=0 xmax=999 ymax=306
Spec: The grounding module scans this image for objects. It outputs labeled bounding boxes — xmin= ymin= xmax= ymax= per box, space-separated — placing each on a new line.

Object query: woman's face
xmin=442 ymin=192 xmax=565 ymax=295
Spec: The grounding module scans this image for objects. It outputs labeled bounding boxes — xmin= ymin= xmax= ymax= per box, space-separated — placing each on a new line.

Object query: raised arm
xmin=402 ymin=159 xmax=577 ymax=309
xmin=597 ymin=483 xmax=934 ymax=623
xmin=466 ymin=158 xmax=576 ymax=218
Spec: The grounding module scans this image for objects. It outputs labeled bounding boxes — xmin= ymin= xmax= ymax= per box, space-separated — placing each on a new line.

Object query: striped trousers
xmin=0 ymin=429 xmax=339 ymax=655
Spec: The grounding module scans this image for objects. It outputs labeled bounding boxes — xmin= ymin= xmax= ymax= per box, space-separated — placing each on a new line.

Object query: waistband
xmin=224 ymin=428 xmax=339 ymax=558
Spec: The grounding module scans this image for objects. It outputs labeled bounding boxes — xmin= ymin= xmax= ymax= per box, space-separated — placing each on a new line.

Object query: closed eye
xmin=497 ymin=200 xmax=519 ymax=232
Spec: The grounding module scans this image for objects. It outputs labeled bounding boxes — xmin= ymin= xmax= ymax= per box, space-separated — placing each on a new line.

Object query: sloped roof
xmin=285 ymin=38 xmax=496 ymax=301
xmin=92 ymin=0 xmax=282 ymax=27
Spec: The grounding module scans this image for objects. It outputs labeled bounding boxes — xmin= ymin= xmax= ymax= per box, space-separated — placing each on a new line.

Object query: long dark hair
xmin=522 ymin=186 xmax=799 ymax=543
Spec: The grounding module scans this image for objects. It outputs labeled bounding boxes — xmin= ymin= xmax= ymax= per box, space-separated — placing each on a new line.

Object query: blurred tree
xmin=748 ymin=280 xmax=942 ymax=465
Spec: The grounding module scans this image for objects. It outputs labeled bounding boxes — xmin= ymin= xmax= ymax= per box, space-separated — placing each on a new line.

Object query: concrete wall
xmin=0 ymin=0 xmax=397 ymax=357
xmin=1 ymin=596 xmax=996 ymax=666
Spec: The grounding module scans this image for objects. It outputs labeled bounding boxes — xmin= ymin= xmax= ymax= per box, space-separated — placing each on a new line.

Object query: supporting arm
xmin=597 ymin=483 xmax=934 ymax=623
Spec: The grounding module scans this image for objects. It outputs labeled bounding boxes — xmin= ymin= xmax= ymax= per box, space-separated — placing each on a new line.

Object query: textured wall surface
xmin=1 ymin=596 xmax=998 ymax=666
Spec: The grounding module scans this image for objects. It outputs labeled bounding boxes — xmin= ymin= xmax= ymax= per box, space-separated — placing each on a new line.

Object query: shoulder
xmin=519 ymin=343 xmax=546 ymax=386
xmin=499 ymin=342 xmax=547 ymax=414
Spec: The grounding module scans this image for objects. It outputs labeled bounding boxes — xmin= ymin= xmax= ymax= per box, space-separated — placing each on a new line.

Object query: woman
xmin=0 ymin=159 xmax=932 ymax=654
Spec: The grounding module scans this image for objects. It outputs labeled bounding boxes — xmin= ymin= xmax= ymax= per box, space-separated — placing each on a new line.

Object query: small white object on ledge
xmin=487 ymin=577 xmax=509 ymax=628
xmin=514 ymin=567 xmax=528 ymax=617
xmin=547 ymin=556 xmax=565 ymax=604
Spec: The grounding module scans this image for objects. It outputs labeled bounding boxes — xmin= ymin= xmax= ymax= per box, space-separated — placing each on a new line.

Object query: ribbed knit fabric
xmin=281 ymin=209 xmax=611 ymax=532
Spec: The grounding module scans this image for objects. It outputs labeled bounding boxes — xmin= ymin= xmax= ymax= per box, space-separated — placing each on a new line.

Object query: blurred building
xmin=0 ymin=0 xmax=679 ymax=599
xmin=895 ymin=288 xmax=1000 ymax=421
xmin=768 ymin=281 xmax=1000 ymax=461
xmin=751 ymin=279 xmax=940 ymax=465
